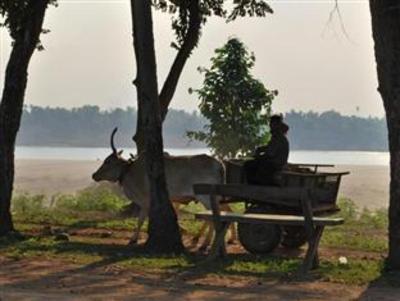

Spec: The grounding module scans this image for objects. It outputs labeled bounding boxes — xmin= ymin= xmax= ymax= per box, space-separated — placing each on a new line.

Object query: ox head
xmin=92 ymin=128 xmax=128 ymax=183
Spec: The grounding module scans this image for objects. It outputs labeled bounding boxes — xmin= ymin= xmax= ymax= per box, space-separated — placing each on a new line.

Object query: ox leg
xmin=195 ymin=197 xmax=234 ymax=251
xmin=199 ymin=221 xmax=214 ymax=252
xmin=191 ymin=221 xmax=208 ymax=245
xmin=208 ymin=221 xmax=230 ymax=260
xmin=172 ymin=202 xmax=181 ymax=215
xmin=172 ymin=202 xmax=189 ymax=235
xmin=200 ymin=220 xmax=235 ymax=251
xmin=129 ymin=208 xmax=147 ymax=245
xmin=227 ymin=223 xmax=237 ymax=244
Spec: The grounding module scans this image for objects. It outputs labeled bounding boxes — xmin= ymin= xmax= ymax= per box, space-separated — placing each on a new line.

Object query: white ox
xmin=92 ymin=128 xmax=236 ymax=248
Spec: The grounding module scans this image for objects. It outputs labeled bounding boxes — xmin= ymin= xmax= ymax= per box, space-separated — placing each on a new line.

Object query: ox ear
xmin=130 ymin=153 xmax=136 ymax=160
xmin=118 ymin=150 xmax=124 ymax=156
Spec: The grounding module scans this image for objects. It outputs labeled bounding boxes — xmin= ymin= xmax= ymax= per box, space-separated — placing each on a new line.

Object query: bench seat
xmin=195 ymin=211 xmax=344 ymax=226
xmin=192 ymin=183 xmax=346 ymax=274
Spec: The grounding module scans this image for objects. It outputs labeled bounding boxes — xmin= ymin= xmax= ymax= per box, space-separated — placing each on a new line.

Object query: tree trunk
xmin=132 ymin=0 xmax=201 ymax=152
xmin=369 ymin=0 xmax=400 ymax=269
xmin=0 ymin=0 xmax=50 ymax=236
xmin=130 ymin=0 xmax=184 ymax=253
xmin=133 ymin=104 xmax=145 ymax=154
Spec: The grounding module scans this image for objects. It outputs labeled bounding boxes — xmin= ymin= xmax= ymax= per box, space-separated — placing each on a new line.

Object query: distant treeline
xmin=18 ymin=106 xmax=206 ymax=148
xmin=18 ymin=106 xmax=388 ymax=151
xmin=285 ymin=111 xmax=387 ymax=151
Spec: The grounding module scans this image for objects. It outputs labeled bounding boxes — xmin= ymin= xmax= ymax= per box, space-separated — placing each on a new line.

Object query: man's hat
xmin=270 ymin=114 xmax=289 ymax=133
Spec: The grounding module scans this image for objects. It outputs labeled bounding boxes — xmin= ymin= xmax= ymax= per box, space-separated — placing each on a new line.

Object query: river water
xmin=15 ymin=146 xmax=389 ymax=166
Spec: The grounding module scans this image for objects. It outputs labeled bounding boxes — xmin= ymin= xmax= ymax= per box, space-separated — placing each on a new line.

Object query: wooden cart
xmin=222 ymin=160 xmax=349 ymax=254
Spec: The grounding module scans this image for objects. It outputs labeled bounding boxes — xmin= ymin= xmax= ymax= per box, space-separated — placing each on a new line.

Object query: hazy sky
xmin=0 ymin=0 xmax=384 ymax=117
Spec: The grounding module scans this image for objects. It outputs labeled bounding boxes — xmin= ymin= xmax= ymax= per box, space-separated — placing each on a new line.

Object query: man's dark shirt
xmin=254 ymin=133 xmax=289 ymax=169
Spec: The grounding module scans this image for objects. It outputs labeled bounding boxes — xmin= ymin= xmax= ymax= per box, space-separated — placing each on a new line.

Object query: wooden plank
xmin=218 ymin=200 xmax=339 ymax=214
xmin=299 ymin=226 xmax=324 ymax=274
xmin=280 ymin=171 xmax=350 ymax=177
xmin=301 ymin=194 xmax=315 ymax=241
xmin=288 ymin=163 xmax=335 ymax=168
xmin=299 ymin=191 xmax=319 ymax=274
xmin=209 ymin=191 xmax=222 ymax=232
xmin=287 ymin=163 xmax=335 ymax=173
xmin=208 ymin=222 xmax=230 ymax=260
xmin=193 ymin=184 xmax=305 ymax=207
xmin=195 ymin=211 xmax=344 ymax=226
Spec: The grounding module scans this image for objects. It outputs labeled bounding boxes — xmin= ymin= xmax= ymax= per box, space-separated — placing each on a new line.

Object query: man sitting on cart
xmin=244 ymin=114 xmax=289 ymax=185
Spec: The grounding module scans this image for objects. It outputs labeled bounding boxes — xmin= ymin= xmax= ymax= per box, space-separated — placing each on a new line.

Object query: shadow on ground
xmin=1 ymin=235 xmax=397 ymax=300
xmin=356 ymin=271 xmax=400 ymax=301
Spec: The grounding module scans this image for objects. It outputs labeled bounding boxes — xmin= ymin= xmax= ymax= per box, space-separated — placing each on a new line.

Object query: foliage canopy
xmin=151 ymin=0 xmax=274 ymax=120
xmin=153 ymin=0 xmax=273 ymax=50
xmin=0 ymin=0 xmax=56 ymax=47
xmin=188 ymin=38 xmax=277 ymax=158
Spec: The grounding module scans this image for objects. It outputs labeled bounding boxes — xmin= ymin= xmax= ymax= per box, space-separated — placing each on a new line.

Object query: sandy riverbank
xmin=14 ymin=159 xmax=389 ymax=210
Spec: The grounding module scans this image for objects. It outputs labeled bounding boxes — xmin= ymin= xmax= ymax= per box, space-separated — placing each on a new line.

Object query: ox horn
xmin=110 ymin=127 xmax=118 ymax=154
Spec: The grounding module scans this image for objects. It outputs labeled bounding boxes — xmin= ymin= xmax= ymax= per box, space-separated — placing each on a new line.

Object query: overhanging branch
xmin=159 ymin=0 xmax=201 ymax=121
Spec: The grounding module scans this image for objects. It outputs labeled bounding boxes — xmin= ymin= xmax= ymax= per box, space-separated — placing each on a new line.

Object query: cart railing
xmin=286 ymin=163 xmax=335 ymax=173
xmin=279 ymin=171 xmax=350 ymax=207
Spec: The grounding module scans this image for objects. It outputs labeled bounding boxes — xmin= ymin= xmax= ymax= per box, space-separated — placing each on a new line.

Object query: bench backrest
xmin=193 ymin=183 xmax=315 ymax=239
xmin=193 ymin=183 xmax=308 ymax=208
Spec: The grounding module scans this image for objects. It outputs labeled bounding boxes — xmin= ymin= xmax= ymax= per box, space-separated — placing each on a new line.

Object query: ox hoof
xmin=191 ymin=237 xmax=200 ymax=245
xmin=198 ymin=245 xmax=209 ymax=253
xmin=128 ymin=239 xmax=138 ymax=246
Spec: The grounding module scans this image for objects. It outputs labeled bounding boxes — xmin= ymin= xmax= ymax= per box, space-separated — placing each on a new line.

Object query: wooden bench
xmin=193 ymin=183 xmax=344 ymax=274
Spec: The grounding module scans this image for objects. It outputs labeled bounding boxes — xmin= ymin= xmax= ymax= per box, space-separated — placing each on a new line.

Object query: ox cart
xmin=194 ymin=161 xmax=349 ymax=273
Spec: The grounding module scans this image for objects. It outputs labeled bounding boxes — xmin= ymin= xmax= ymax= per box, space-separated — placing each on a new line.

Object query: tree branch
xmin=322 ymin=0 xmax=353 ymax=42
xmin=159 ymin=0 xmax=201 ymax=121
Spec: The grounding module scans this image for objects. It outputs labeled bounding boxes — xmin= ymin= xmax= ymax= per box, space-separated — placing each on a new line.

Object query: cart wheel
xmin=281 ymin=226 xmax=307 ymax=249
xmin=238 ymin=205 xmax=282 ymax=254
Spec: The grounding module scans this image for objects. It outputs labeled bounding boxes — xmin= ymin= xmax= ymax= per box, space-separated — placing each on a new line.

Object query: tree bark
xmin=0 ymin=0 xmax=50 ymax=236
xmin=369 ymin=0 xmax=400 ymax=269
xmin=133 ymin=0 xmax=201 ymax=150
xmin=133 ymin=102 xmax=145 ymax=154
xmin=130 ymin=0 xmax=184 ymax=253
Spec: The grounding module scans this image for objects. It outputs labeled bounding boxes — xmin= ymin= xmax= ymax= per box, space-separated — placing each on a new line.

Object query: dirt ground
xmin=0 ymin=217 xmax=397 ymax=301
xmin=0 ymin=256 xmax=362 ymax=301
xmin=0 ymin=229 xmax=398 ymax=301
xmin=0 ymin=255 xmax=399 ymax=301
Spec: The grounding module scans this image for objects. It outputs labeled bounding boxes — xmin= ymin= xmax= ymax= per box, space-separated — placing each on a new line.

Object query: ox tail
xmin=220 ymin=158 xmax=226 ymax=184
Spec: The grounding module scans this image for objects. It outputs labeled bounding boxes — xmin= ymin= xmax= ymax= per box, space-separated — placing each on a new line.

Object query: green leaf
xmin=188 ymin=37 xmax=277 ymax=159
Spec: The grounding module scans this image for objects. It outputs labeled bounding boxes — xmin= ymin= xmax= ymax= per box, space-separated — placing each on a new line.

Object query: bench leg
xmin=299 ymin=225 xmax=324 ymax=274
xmin=208 ymin=222 xmax=230 ymax=260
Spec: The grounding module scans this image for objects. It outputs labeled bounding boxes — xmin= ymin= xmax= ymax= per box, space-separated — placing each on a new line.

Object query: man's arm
xmin=255 ymin=137 xmax=279 ymax=158
xmin=255 ymin=145 xmax=268 ymax=157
